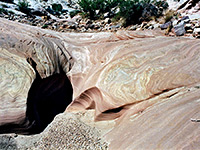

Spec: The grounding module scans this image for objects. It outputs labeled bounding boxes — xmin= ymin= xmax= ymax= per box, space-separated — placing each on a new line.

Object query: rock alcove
xmin=0 ymin=58 xmax=73 ymax=135
xmin=26 ymin=59 xmax=73 ymax=134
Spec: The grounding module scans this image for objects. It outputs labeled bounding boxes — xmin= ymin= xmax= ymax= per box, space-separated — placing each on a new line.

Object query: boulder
xmin=174 ymin=21 xmax=186 ymax=36
xmin=160 ymin=21 xmax=172 ymax=30
xmin=104 ymin=18 xmax=111 ymax=24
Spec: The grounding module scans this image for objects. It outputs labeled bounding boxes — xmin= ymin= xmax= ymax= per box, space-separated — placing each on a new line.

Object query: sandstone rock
xmin=153 ymin=23 xmax=160 ymax=29
xmin=0 ymin=18 xmax=73 ymax=130
xmin=141 ymin=22 xmax=148 ymax=29
xmin=108 ymin=23 xmax=121 ymax=30
xmin=194 ymin=20 xmax=200 ymax=28
xmin=1 ymin=18 xmax=200 ymax=149
xmin=86 ymin=23 xmax=95 ymax=29
xmin=103 ymin=12 xmax=109 ymax=18
xmin=185 ymin=23 xmax=192 ymax=29
xmin=104 ymin=18 xmax=111 ymax=24
xmin=186 ymin=29 xmax=193 ymax=33
xmin=176 ymin=0 xmax=200 ymax=20
xmin=185 ymin=23 xmax=193 ymax=33
xmin=128 ymin=24 xmax=140 ymax=30
xmin=193 ymin=27 xmax=200 ymax=38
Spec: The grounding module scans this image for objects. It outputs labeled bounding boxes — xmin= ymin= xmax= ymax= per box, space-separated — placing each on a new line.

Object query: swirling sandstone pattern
xmin=0 ymin=18 xmax=73 ymax=127
xmin=1 ymin=18 xmax=200 ymax=149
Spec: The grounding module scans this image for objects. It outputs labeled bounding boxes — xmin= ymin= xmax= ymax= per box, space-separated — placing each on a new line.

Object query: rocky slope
xmin=1 ymin=17 xmax=200 ymax=149
xmin=0 ymin=0 xmax=200 ymax=37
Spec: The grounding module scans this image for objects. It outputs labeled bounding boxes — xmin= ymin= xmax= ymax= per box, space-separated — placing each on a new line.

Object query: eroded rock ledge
xmin=1 ymin=18 xmax=200 ymax=149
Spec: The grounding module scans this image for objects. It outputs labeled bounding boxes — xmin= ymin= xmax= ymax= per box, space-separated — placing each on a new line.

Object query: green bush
xmin=78 ymin=0 xmax=169 ymax=26
xmin=52 ymin=3 xmax=63 ymax=12
xmin=18 ymin=0 xmax=29 ymax=9
xmin=78 ymin=0 xmax=96 ymax=19
xmin=0 ymin=8 xmax=8 ymax=14
xmin=70 ymin=10 xmax=81 ymax=18
xmin=118 ymin=0 xmax=143 ymax=26
xmin=78 ymin=0 xmax=122 ymax=19
xmin=152 ymin=0 xmax=168 ymax=10
xmin=118 ymin=0 xmax=168 ymax=26
xmin=18 ymin=0 xmax=31 ymax=15
xmin=140 ymin=3 xmax=158 ymax=21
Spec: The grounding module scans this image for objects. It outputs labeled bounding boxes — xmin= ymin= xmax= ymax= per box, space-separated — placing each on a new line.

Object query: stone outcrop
xmin=0 ymin=18 xmax=73 ymax=132
xmin=1 ymin=18 xmax=200 ymax=149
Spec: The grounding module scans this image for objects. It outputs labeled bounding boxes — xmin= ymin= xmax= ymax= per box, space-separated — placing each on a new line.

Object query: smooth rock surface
xmin=1 ymin=18 xmax=200 ymax=149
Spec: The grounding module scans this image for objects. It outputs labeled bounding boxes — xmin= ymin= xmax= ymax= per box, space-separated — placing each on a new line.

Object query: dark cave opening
xmin=0 ymin=59 xmax=73 ymax=135
xmin=25 ymin=58 xmax=73 ymax=134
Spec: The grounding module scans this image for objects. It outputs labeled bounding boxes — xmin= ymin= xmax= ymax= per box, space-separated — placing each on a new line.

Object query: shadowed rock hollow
xmin=0 ymin=18 xmax=74 ymax=134
xmin=25 ymin=64 xmax=73 ymax=134
xmin=1 ymin=18 xmax=200 ymax=149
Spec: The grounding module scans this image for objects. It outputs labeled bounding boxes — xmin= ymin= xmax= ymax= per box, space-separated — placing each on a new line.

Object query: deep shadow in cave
xmin=25 ymin=58 xmax=73 ymax=134
xmin=0 ymin=58 xmax=73 ymax=135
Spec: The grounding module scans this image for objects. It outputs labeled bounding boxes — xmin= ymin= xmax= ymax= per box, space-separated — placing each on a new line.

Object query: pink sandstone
xmin=0 ymin=18 xmax=200 ymax=149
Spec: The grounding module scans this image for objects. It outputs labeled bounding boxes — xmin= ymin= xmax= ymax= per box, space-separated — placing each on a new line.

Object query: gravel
xmin=32 ymin=113 xmax=108 ymax=150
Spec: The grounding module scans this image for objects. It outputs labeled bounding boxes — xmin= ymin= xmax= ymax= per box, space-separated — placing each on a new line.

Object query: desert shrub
xmin=42 ymin=24 xmax=48 ymax=28
xmin=152 ymin=0 xmax=168 ymax=9
xmin=164 ymin=10 xmax=176 ymax=23
xmin=78 ymin=0 xmax=97 ymax=19
xmin=18 ymin=0 xmax=29 ymax=9
xmin=99 ymin=0 xmax=122 ymax=16
xmin=70 ymin=10 xmax=81 ymax=18
xmin=0 ymin=7 xmax=8 ymax=14
xmin=51 ymin=3 xmax=63 ymax=15
xmin=140 ymin=3 xmax=158 ymax=20
xmin=78 ymin=0 xmax=169 ymax=26
xmin=118 ymin=0 xmax=157 ymax=26
xmin=52 ymin=3 xmax=63 ymax=12
xmin=78 ymin=0 xmax=122 ymax=19
xmin=18 ymin=0 xmax=31 ymax=15
xmin=118 ymin=0 xmax=143 ymax=26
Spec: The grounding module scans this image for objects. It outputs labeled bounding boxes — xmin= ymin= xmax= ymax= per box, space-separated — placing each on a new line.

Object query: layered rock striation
xmin=1 ymin=18 xmax=200 ymax=149
xmin=0 ymin=18 xmax=73 ymax=133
